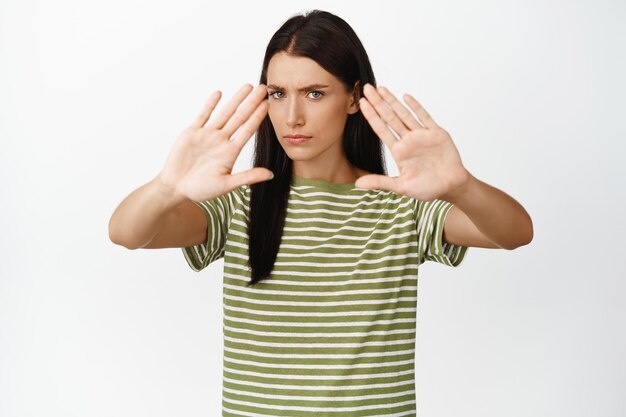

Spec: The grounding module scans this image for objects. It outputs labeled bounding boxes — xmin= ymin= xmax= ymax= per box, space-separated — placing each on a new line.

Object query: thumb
xmin=354 ymin=174 xmax=397 ymax=192
xmin=226 ymin=168 xmax=274 ymax=190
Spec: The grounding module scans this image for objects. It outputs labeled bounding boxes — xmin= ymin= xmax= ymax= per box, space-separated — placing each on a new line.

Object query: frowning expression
xmin=266 ymin=51 xmax=359 ymax=163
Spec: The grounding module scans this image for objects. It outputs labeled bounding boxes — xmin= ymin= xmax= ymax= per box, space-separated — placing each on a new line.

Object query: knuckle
xmin=231 ymin=111 xmax=246 ymax=126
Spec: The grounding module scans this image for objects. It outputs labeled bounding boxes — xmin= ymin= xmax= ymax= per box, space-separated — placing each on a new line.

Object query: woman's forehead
xmin=267 ymin=52 xmax=339 ymax=88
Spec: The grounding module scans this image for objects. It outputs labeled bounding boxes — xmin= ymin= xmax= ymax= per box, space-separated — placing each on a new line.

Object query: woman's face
xmin=266 ymin=52 xmax=359 ymax=170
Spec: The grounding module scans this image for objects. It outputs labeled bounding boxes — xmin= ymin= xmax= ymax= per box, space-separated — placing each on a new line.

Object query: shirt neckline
xmin=291 ymin=175 xmax=360 ymax=191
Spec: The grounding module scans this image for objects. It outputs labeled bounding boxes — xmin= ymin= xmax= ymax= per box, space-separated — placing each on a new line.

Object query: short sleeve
xmin=181 ymin=187 xmax=244 ymax=272
xmin=414 ymin=198 xmax=468 ymax=267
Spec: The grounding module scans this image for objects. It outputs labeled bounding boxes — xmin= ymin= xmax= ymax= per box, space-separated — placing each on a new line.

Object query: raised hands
xmin=355 ymin=83 xmax=471 ymax=202
xmin=158 ymin=84 xmax=273 ymax=202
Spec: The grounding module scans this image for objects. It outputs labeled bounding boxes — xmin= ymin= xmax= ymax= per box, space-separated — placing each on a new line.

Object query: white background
xmin=1 ymin=0 xmax=625 ymax=416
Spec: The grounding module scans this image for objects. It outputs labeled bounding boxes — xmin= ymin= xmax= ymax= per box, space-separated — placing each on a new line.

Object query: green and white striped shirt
xmin=182 ymin=175 xmax=468 ymax=417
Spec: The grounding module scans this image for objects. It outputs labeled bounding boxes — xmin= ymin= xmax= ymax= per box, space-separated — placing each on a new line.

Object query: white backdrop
xmin=1 ymin=0 xmax=625 ymax=416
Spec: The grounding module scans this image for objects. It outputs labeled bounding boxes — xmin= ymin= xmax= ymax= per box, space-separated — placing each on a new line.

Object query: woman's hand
xmin=355 ymin=83 xmax=470 ymax=202
xmin=157 ymin=83 xmax=273 ymax=202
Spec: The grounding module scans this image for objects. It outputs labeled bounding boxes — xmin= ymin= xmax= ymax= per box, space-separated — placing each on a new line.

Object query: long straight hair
xmin=246 ymin=10 xmax=387 ymax=286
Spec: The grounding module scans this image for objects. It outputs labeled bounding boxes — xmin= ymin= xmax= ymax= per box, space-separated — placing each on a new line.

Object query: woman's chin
xmin=284 ymin=149 xmax=316 ymax=161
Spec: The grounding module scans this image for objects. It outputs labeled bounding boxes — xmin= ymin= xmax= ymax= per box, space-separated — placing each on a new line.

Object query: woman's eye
xmin=268 ymin=91 xmax=324 ymax=100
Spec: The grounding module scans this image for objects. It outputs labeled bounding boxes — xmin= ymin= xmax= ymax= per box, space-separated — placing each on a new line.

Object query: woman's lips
xmin=285 ymin=136 xmax=312 ymax=145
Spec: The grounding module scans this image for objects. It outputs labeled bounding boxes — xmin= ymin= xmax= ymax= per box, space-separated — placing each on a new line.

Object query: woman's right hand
xmin=157 ymin=83 xmax=273 ymax=202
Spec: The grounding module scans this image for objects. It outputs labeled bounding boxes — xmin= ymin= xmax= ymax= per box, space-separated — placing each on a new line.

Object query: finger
xmin=377 ymin=86 xmax=423 ymax=130
xmin=403 ymin=94 xmax=439 ymax=129
xmin=362 ymin=84 xmax=409 ymax=138
xmin=221 ymin=84 xmax=268 ymax=138
xmin=208 ymin=83 xmax=254 ymax=130
xmin=191 ymin=90 xmax=221 ymax=128
xmin=230 ymin=99 xmax=269 ymax=149
xmin=354 ymin=173 xmax=400 ymax=193
xmin=224 ymin=167 xmax=274 ymax=191
xmin=358 ymin=97 xmax=398 ymax=150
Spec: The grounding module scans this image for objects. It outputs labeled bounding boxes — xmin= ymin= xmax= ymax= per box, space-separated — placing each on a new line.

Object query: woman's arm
xmin=441 ymin=173 xmax=533 ymax=250
xmin=108 ymin=175 xmax=190 ymax=249
xmin=354 ymin=83 xmax=533 ymax=251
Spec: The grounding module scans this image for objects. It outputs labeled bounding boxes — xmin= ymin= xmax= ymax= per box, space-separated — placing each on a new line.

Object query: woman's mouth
xmin=284 ymin=135 xmax=312 ymax=145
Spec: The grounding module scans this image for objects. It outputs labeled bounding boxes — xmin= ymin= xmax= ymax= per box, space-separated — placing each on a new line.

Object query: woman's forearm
xmin=443 ymin=173 xmax=534 ymax=250
xmin=108 ymin=175 xmax=187 ymax=249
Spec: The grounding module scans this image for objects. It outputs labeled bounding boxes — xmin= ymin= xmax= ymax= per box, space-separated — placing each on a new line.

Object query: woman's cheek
xmin=267 ymin=107 xmax=278 ymax=124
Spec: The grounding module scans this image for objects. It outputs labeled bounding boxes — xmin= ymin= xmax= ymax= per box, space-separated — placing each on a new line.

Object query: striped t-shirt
xmin=182 ymin=175 xmax=468 ymax=417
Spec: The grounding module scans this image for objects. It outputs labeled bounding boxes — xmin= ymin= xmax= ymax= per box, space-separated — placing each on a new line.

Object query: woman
xmin=109 ymin=9 xmax=533 ymax=416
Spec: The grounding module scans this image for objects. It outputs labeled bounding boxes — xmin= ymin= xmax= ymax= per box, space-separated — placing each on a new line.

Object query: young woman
xmin=109 ymin=9 xmax=533 ymax=417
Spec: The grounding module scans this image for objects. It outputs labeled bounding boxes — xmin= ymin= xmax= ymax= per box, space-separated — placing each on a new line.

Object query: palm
xmin=167 ymin=127 xmax=240 ymax=201
xmin=355 ymin=84 xmax=469 ymax=201
xmin=388 ymin=127 xmax=467 ymax=201
xmin=157 ymin=84 xmax=273 ymax=203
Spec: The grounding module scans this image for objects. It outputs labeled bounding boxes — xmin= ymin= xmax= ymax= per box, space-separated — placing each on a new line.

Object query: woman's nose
xmin=286 ymin=100 xmax=304 ymax=127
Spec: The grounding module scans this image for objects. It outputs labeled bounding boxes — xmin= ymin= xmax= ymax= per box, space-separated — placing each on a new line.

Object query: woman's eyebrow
xmin=266 ymin=83 xmax=330 ymax=91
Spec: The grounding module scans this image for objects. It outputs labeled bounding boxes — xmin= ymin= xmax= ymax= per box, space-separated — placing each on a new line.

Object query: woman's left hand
xmin=355 ymin=83 xmax=470 ymax=202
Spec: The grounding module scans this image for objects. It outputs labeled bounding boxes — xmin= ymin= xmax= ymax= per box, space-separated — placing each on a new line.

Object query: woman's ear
xmin=347 ymin=80 xmax=361 ymax=115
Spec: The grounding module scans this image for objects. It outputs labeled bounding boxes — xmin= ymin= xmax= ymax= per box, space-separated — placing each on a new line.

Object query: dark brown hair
xmin=247 ymin=9 xmax=387 ymax=286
